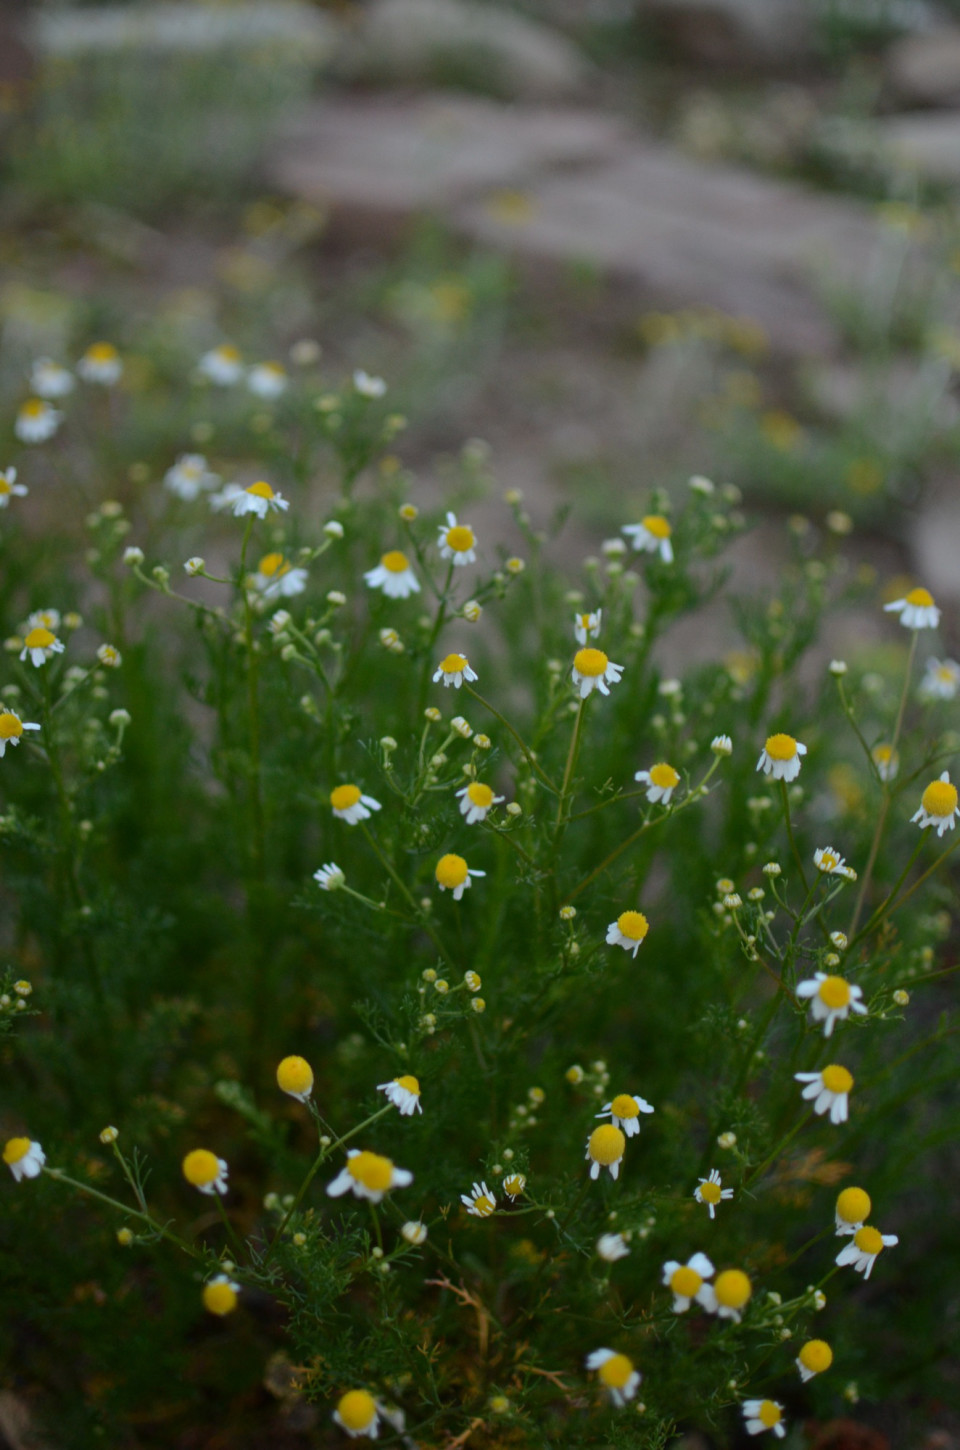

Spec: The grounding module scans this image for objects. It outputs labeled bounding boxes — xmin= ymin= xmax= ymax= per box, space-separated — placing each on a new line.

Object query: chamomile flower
xmin=585 ymin=1349 xmax=641 ymax=1407
xmin=181 ymin=1149 xmax=229 ymax=1196
xmin=796 ymin=973 xmax=866 ymax=1037
xmin=327 ymin=1149 xmax=413 ymax=1203
xmin=28 ymin=609 xmax=60 ymax=632
xmin=437 ymin=512 xmax=477 ymax=566
xmin=333 ymin=1390 xmax=380 ymax=1439
xmin=20 ymin=627 xmax=65 ymax=668
xmin=884 ymin=587 xmax=940 ymax=630
xmin=911 ymin=771 xmax=960 ymax=837
xmin=571 ymin=648 xmax=624 ymax=699
xmin=597 ymin=1232 xmax=630 ymax=1261
xmin=461 ymin=1181 xmax=496 ymax=1216
xmin=97 ymin=644 xmax=121 ymax=668
xmin=661 ymin=1253 xmax=716 ymax=1312
xmin=742 ymin=1400 xmax=786 ymax=1438
xmin=401 ymin=1221 xmax=428 ymax=1245
xmin=872 ymin=743 xmax=899 ymax=782
xmin=920 ymin=658 xmax=960 ymax=701
xmin=0 ymin=469 xmax=27 ymax=508
xmin=635 ymin=762 xmax=680 ymax=805
xmin=78 ymin=343 xmax=122 ymax=385
xmin=597 ymin=1093 xmax=655 ymax=1137
xmin=353 ymin=371 xmax=387 ymax=399
xmin=0 ymin=709 xmax=40 ymax=758
xmin=164 ymin=454 xmax=219 ymax=501
xmin=203 ymin=1275 xmax=240 ymax=1316
xmin=707 ymin=1268 xmax=752 ymax=1322
xmin=331 ymin=785 xmax=382 ymax=825
xmin=456 ymin=780 xmax=504 ymax=823
xmin=30 ymin=359 xmax=74 ymax=398
xmin=623 ymin=514 xmax=674 ymax=562
xmin=377 ymin=1075 xmax=422 ymax=1116
xmin=585 ymin=1124 xmax=626 ymax=1181
xmin=814 ymin=846 xmax=856 ymax=879
xmin=230 ymin=481 xmax=289 ymax=519
xmin=3 ymin=1137 xmax=45 ymax=1182
xmin=711 ymin=734 xmax=733 ymax=756
xmin=199 ymin=344 xmax=244 ymax=385
xmin=15 ymin=399 xmax=62 ymax=444
xmin=574 ymin=609 xmax=601 ymax=644
xmin=364 ymin=551 xmax=420 ymax=599
xmin=756 ymin=733 xmax=807 ymax=781
xmin=247 ymin=361 xmax=287 ymax=398
xmin=314 ymin=862 xmax=345 ymax=890
xmin=435 ymin=853 xmax=485 ymax=900
xmin=277 ymin=1055 xmax=314 ymax=1101
xmin=503 ymin=1173 xmax=526 ymax=1199
xmin=433 ymin=653 xmax=477 ymax=689
xmin=796 ymin=1339 xmax=833 ymax=1382
xmin=694 ymin=1168 xmax=734 ymax=1218
xmin=250 ymin=553 xmax=308 ymax=599
xmin=606 ymin=910 xmax=649 ymax=957
xmin=795 ymin=1064 xmax=854 ymax=1124
xmin=835 ymin=1186 xmax=871 ymax=1235
xmin=835 ymin=1224 xmax=898 ymax=1279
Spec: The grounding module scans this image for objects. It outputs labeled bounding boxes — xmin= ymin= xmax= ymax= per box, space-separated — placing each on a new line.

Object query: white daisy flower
xmin=437 ymin=512 xmax=477 ymax=566
xmin=181 ymin=1149 xmax=229 ymax=1196
xmin=585 ymin=1124 xmax=626 ymax=1181
xmin=332 ymin=1390 xmax=380 ymax=1439
xmin=596 ymin=1232 xmax=630 ymax=1262
xmin=814 ymin=846 xmax=856 ymax=879
xmin=364 ymin=550 xmax=420 ymax=599
xmin=164 ymin=453 xmax=220 ymax=500
xmin=330 ymin=785 xmax=381 ymax=825
xmin=661 ymin=1252 xmax=716 ymax=1313
xmin=456 ymin=781 xmax=504 ymax=824
xmin=635 ymin=761 xmax=680 ymax=805
xmin=97 ymin=644 xmax=122 ymax=668
xmin=872 ymin=743 xmax=899 ymax=782
xmin=3 ymin=1137 xmax=45 ymax=1182
xmin=705 ymin=1268 xmax=752 ymax=1323
xmin=571 ymin=648 xmax=624 ymax=699
xmin=794 ymin=1064 xmax=854 ymax=1124
xmin=835 ymin=1186 xmax=871 ymax=1236
xmin=503 ymin=1172 xmax=526 ymax=1199
xmin=884 ymin=587 xmax=940 ymax=630
xmin=796 ymin=973 xmax=866 ymax=1037
xmin=353 ymin=370 xmax=387 ymax=399
xmin=585 ymin=1349 xmax=641 ymax=1407
xmin=756 ymin=732 xmax=807 ymax=781
xmin=27 ymin=609 xmax=60 ymax=632
xmin=435 ymin=853 xmax=485 ymax=900
xmin=574 ymin=609 xmax=601 ymax=645
xmin=377 ymin=1075 xmax=422 ymax=1116
xmin=796 ymin=1339 xmax=833 ymax=1382
xmin=433 ymin=652 xmax=477 ymax=689
xmin=835 ymin=1224 xmax=898 ymax=1279
xmin=742 ymin=1399 xmax=786 ymax=1438
xmin=228 ymin=481 xmax=289 ymax=519
xmin=247 ymin=361 xmax=287 ymax=399
xmin=20 ymin=627 xmax=65 ymax=668
xmin=202 ymin=1274 xmax=241 ymax=1316
xmin=919 ymin=658 xmax=960 ymax=701
xmin=199 ymin=344 xmax=244 ymax=385
xmin=249 ymin=552 xmax=308 ymax=599
xmin=15 ymin=399 xmax=62 ymax=444
xmin=29 ymin=360 xmax=74 ymax=398
xmin=711 ymin=734 xmax=733 ymax=756
xmin=622 ymin=514 xmax=674 ymax=562
xmin=401 ymin=1221 xmax=428 ymax=1245
xmin=77 ymin=343 xmax=122 ymax=385
xmin=605 ymin=910 xmax=649 ymax=957
xmin=0 ymin=468 xmax=28 ymax=508
xmin=694 ymin=1168 xmax=734 ymax=1218
xmin=911 ymin=771 xmax=960 ymax=837
xmin=0 ymin=709 xmax=40 ymax=758
xmin=314 ymin=862 xmax=345 ymax=891
xmin=596 ymin=1092 xmax=655 ymax=1138
xmin=461 ymin=1181 xmax=496 ymax=1217
xmin=326 ymin=1148 xmax=413 ymax=1203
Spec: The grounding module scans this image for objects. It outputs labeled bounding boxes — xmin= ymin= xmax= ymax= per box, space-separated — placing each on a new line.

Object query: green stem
xmin=778 ymin=780 xmax=809 ymax=894
xmin=214 ymin=1192 xmax=247 ymax=1261
xmin=43 ymin=1169 xmax=199 ymax=1258
xmin=359 ymin=823 xmax=458 ymax=972
xmin=463 ymin=686 xmax=559 ymax=795
xmin=552 ymin=699 xmax=586 ymax=843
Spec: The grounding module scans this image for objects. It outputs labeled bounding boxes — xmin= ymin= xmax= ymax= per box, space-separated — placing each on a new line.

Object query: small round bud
xmin=117 ymin=1227 xmax=134 ymax=1246
xmin=123 ymin=546 xmax=145 ymax=566
xmin=99 ymin=1126 xmax=119 ymax=1144
xmin=184 ymin=558 xmax=205 ymax=577
xmin=470 ymin=997 xmax=486 ymax=1014
xmin=324 ymin=520 xmax=344 ymax=539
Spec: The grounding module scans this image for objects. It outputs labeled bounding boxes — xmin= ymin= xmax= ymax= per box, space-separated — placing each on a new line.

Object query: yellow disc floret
xmin=246 ymin=481 xmax=275 ymax=499
xmin=24 ymin=627 xmax=55 ymax=651
xmin=436 ymin=853 xmax=468 ymax=890
xmin=642 ymin=514 xmax=671 ymax=539
xmin=699 ymin=1179 xmax=722 ymax=1204
xmin=440 ymin=653 xmax=468 ymax=674
xmin=854 ymin=1225 xmax=884 ymax=1256
xmin=758 ymin=1401 xmax=782 ymax=1430
xmin=87 ymin=342 xmax=119 ymax=363
xmin=277 ymin=1055 xmax=314 ymax=1096
xmin=446 ymin=525 xmax=475 ymax=552
xmin=818 ymin=975 xmax=851 ymax=1009
xmin=611 ymin=1094 xmax=640 ymax=1119
xmin=3 ymin=1137 xmax=30 ymax=1166
xmin=182 ymin=1149 xmax=220 ymax=1187
xmin=616 ymin=911 xmax=649 ymax=942
xmin=0 ymin=713 xmax=24 ymax=741
xmin=395 ymin=1074 xmax=420 ymax=1096
xmin=348 ymin=1151 xmax=394 ymax=1194
xmin=588 ymin=1124 xmax=626 ymax=1165
xmin=573 ymin=647 xmax=608 ymax=678
xmin=598 ymin=1353 xmax=634 ymax=1389
xmin=764 ymin=733 xmax=798 ymax=761
xmin=836 ymin=1186 xmax=871 ymax=1224
xmin=922 ymin=779 xmax=958 ymax=817
xmin=821 ymin=1064 xmax=853 ymax=1094
xmin=382 ymin=550 xmax=410 ymax=573
xmin=905 ymin=587 xmax=934 ymax=607
xmin=337 ymin=1390 xmax=377 ymax=1433
xmin=799 ymin=1339 xmax=833 ymax=1374
xmin=331 ymin=784 xmax=362 ymax=811
xmin=466 ymin=782 xmax=494 ymax=808
xmin=670 ymin=1265 xmax=702 ymax=1297
xmin=258 ymin=552 xmax=289 ymax=578
xmin=203 ymin=1281 xmax=238 ymax=1316
xmin=714 ymin=1269 xmax=752 ymax=1310
xmin=648 ymin=762 xmax=680 ymax=788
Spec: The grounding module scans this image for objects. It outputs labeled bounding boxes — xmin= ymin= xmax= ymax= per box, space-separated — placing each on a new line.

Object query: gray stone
xmin=31 ymin=2 xmax=337 ymax=61
xmin=886 ymin=26 xmax=960 ymax=106
xmin=876 ymin=111 xmax=960 ymax=184
xmin=639 ymin=0 xmax=814 ymax=69
xmin=341 ymin=0 xmax=591 ymax=100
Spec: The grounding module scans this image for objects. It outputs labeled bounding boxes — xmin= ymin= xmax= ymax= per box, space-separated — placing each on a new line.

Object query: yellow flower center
xmin=598 ymin=1353 xmax=634 ymax=1389
xmin=473 ymin=1194 xmax=495 ymax=1214
xmin=258 ymin=552 xmax=289 ymax=578
xmin=699 ymin=1178 xmax=722 ymax=1204
xmin=382 ymin=550 xmax=410 ymax=573
xmin=337 ymin=1391 xmax=377 ymax=1432
xmin=436 ymin=853 xmax=469 ymax=889
xmin=588 ymin=1124 xmax=625 ymax=1165
xmin=642 ymin=514 xmax=671 ymax=539
xmin=854 ymin=1225 xmax=884 ymax=1255
xmin=714 ymin=1268 xmax=751 ymax=1309
xmin=331 ymin=784 xmax=362 ymax=811
xmin=574 ymin=647 xmax=608 ymax=678
xmin=921 ymin=779 xmax=958 ymax=817
xmin=246 ymin=481 xmax=275 ymax=499
xmin=87 ymin=343 xmax=118 ymax=363
xmin=836 ymin=1186 xmax=871 ymax=1224
xmin=905 ymin=587 xmax=934 ymax=607
xmin=504 ymin=1174 xmax=525 ymax=1196
xmin=182 ymin=1149 xmax=220 ymax=1186
xmin=819 ymin=851 xmax=839 ymax=871
xmin=873 ymin=745 xmax=893 ymax=763
xmin=821 ymin=1064 xmax=853 ymax=1094
xmin=395 ymin=1074 xmax=420 ymax=1096
xmin=936 ymin=665 xmax=955 ymax=682
xmin=648 ymin=762 xmax=679 ymax=788
xmin=616 ymin=910 xmax=649 ymax=942
xmin=758 ymin=1401 xmax=781 ymax=1429
xmin=670 ymin=1265 xmax=702 ymax=1297
xmin=203 ymin=1281 xmax=238 ymax=1316
xmin=217 ymin=345 xmax=241 ymax=362
xmin=610 ymin=1094 xmax=639 ymax=1119
xmin=440 ymin=653 xmax=468 ymax=674
xmin=0 ymin=478 xmax=10 ymax=495
xmin=22 ymin=400 xmax=45 ymax=417
xmin=3 ymin=1137 xmax=30 ymax=1165
xmin=799 ymin=1339 xmax=833 ymax=1373
xmin=348 ymin=1151 xmax=394 ymax=1192
xmin=580 ymin=614 xmax=592 ymax=628
xmin=466 ymin=782 xmax=494 ymax=808
xmin=24 ymin=628 xmax=54 ymax=650
xmin=764 ymin=732 xmax=797 ymax=761
xmin=0 ymin=713 xmax=23 ymax=740
xmin=445 ymin=525 xmax=475 ymax=552
xmin=276 ymin=1055 xmax=313 ymax=1095
xmin=818 ymin=975 xmax=851 ymax=1009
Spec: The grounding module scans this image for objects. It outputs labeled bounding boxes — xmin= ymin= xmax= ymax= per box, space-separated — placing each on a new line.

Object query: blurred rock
xmin=886 ymin=27 xmax=960 ymax=106
xmin=912 ymin=482 xmax=960 ymax=603
xmin=876 ymin=111 xmax=960 ymax=184
xmin=640 ymin=0 xmax=815 ymax=70
xmin=341 ymin=0 xmax=592 ymax=100
xmin=32 ymin=1 xmax=337 ymax=61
